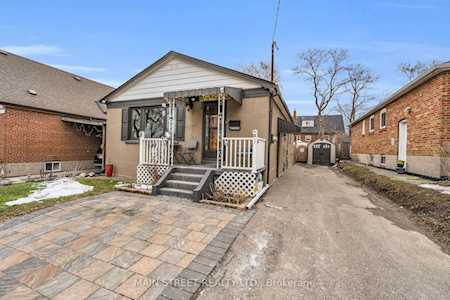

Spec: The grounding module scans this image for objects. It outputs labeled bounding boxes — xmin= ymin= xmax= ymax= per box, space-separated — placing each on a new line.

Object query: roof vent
xmin=27 ymin=89 xmax=37 ymax=96
xmin=0 ymin=50 xmax=8 ymax=56
xmin=73 ymin=76 xmax=81 ymax=81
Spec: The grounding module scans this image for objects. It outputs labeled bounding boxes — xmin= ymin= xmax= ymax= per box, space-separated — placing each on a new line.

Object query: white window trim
xmin=369 ymin=115 xmax=375 ymax=132
xmin=380 ymin=109 xmax=387 ymax=129
xmin=302 ymin=120 xmax=315 ymax=128
xmin=45 ymin=161 xmax=61 ymax=172
xmin=362 ymin=120 xmax=365 ymax=135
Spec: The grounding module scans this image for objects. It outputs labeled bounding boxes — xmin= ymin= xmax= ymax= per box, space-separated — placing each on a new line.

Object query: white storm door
xmin=398 ymin=121 xmax=408 ymax=163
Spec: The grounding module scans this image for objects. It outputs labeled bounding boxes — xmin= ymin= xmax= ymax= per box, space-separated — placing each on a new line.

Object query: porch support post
xmin=139 ymin=131 xmax=144 ymax=164
xmin=165 ymin=97 xmax=176 ymax=166
xmin=171 ymin=98 xmax=176 ymax=166
xmin=217 ymin=88 xmax=226 ymax=169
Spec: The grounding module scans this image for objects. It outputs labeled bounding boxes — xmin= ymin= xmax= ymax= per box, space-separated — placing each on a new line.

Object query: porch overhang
xmin=61 ymin=117 xmax=105 ymax=126
xmin=163 ymin=86 xmax=242 ymax=104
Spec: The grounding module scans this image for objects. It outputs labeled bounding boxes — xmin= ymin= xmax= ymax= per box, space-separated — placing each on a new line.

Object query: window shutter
xmin=175 ymin=104 xmax=185 ymax=140
xmin=121 ymin=108 xmax=129 ymax=141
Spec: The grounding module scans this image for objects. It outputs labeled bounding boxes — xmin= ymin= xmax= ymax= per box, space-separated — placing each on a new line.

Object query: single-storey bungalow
xmin=0 ymin=49 xmax=113 ymax=177
xmin=100 ymin=51 xmax=297 ymax=200
xmin=351 ymin=62 xmax=450 ymax=178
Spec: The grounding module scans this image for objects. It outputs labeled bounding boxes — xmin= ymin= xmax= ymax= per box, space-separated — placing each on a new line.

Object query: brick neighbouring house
xmin=351 ymin=62 xmax=450 ymax=178
xmin=0 ymin=49 xmax=114 ymax=177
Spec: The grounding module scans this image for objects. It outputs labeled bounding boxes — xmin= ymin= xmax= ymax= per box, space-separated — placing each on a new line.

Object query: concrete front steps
xmin=153 ymin=166 xmax=216 ymax=201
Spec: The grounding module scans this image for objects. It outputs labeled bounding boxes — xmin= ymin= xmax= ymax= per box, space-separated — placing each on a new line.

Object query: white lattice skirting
xmin=137 ymin=164 xmax=168 ymax=185
xmin=214 ymin=171 xmax=263 ymax=197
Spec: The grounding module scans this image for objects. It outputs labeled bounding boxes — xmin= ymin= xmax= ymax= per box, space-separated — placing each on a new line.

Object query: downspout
xmin=267 ymin=92 xmax=273 ymax=185
xmin=266 ymin=87 xmax=281 ymax=184
xmin=276 ymin=124 xmax=280 ymax=178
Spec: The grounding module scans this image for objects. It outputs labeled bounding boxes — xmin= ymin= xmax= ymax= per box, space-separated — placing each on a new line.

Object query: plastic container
xmin=105 ymin=164 xmax=113 ymax=177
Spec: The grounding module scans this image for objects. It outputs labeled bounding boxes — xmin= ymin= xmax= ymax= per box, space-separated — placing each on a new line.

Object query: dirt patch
xmin=339 ymin=162 xmax=450 ymax=253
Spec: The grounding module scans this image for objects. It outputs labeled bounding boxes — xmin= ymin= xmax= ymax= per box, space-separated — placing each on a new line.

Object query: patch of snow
xmin=236 ymin=231 xmax=271 ymax=278
xmin=419 ymin=183 xmax=450 ymax=194
xmin=6 ymin=178 xmax=93 ymax=206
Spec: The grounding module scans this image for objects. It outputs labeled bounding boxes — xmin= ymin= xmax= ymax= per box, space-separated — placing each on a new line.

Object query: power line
xmin=272 ymin=0 xmax=281 ymax=42
xmin=271 ymin=0 xmax=281 ymax=83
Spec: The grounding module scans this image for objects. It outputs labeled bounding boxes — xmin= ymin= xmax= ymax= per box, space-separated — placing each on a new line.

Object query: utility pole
xmin=271 ymin=41 xmax=277 ymax=83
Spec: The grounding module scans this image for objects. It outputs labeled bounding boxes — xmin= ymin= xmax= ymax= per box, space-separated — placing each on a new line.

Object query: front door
xmin=203 ymin=102 xmax=218 ymax=159
xmin=398 ymin=120 xmax=408 ymax=164
xmin=312 ymin=143 xmax=331 ymax=165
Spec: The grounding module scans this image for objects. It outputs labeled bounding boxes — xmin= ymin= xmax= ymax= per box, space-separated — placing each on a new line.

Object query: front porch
xmin=136 ymin=86 xmax=267 ymax=201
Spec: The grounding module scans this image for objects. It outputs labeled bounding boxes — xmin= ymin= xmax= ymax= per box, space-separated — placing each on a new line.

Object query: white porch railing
xmin=139 ymin=136 xmax=170 ymax=166
xmin=222 ymin=132 xmax=266 ymax=172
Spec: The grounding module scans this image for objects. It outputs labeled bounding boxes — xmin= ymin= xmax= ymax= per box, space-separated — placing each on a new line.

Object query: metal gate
xmin=312 ymin=143 xmax=331 ymax=165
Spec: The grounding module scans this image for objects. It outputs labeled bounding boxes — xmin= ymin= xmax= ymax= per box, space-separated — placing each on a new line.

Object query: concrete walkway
xmin=198 ymin=165 xmax=450 ymax=300
xmin=361 ymin=163 xmax=436 ymax=185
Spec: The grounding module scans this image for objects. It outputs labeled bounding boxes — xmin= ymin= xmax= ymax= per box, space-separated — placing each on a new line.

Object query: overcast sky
xmin=1 ymin=0 xmax=449 ymax=115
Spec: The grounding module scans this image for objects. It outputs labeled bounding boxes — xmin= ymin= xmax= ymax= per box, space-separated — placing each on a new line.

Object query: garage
xmin=308 ymin=139 xmax=336 ymax=165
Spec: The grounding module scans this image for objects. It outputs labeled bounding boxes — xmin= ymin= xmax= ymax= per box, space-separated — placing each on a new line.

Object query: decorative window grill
xmin=129 ymin=106 xmax=166 ymax=140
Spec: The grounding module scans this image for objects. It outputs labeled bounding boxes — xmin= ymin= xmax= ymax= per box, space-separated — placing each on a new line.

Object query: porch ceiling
xmin=163 ymin=86 xmax=242 ymax=104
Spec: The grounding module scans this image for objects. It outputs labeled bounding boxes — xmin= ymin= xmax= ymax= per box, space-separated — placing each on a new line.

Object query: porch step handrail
xmin=139 ymin=135 xmax=170 ymax=166
xmin=222 ymin=132 xmax=266 ymax=172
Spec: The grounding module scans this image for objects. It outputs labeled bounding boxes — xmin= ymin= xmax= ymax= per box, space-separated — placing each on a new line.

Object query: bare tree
xmin=293 ymin=48 xmax=349 ymax=136
xmin=240 ymin=61 xmax=280 ymax=84
xmin=336 ymin=64 xmax=378 ymax=134
xmin=398 ymin=60 xmax=442 ymax=81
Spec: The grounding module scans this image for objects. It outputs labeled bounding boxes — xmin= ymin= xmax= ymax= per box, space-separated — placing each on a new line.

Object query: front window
xmin=129 ymin=106 xmax=166 ymax=139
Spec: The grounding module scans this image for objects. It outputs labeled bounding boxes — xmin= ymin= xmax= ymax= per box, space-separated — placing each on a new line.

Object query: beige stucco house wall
xmin=106 ymin=95 xmax=271 ymax=179
xmin=102 ymin=51 xmax=296 ymax=184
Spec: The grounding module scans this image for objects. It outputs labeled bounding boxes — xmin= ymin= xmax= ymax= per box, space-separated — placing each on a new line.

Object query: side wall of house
xmin=0 ymin=106 xmax=101 ymax=177
xmin=440 ymin=72 xmax=450 ymax=176
xmin=268 ymin=96 xmax=295 ymax=183
xmin=351 ymin=73 xmax=447 ymax=178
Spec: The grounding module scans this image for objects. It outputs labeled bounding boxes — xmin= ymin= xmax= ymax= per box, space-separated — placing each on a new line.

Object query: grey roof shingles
xmin=296 ymin=115 xmax=345 ymax=134
xmin=0 ymin=49 xmax=113 ymax=119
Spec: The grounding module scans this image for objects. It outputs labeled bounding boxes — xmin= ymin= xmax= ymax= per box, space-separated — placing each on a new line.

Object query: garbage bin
xmin=105 ymin=164 xmax=113 ymax=177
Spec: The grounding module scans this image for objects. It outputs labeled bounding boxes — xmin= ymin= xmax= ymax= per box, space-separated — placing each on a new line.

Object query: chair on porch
xmin=175 ymin=139 xmax=198 ymax=165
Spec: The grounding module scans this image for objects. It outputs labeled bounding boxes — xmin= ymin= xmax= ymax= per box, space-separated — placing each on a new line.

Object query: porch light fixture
xmin=404 ymin=106 xmax=412 ymax=114
xmin=186 ymin=99 xmax=194 ymax=111
xmin=0 ymin=105 xmax=6 ymax=114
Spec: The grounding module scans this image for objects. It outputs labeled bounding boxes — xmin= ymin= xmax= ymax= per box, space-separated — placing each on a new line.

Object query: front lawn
xmin=0 ymin=182 xmax=38 ymax=209
xmin=0 ymin=177 xmax=118 ymax=222
xmin=339 ymin=161 xmax=450 ymax=252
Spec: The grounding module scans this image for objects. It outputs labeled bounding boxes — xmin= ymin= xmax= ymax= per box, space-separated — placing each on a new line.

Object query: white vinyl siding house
xmin=102 ymin=51 xmax=296 ymax=201
xmin=109 ymin=57 xmax=260 ymax=102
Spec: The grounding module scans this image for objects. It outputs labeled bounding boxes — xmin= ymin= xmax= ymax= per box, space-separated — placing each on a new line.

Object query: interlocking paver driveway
xmin=0 ymin=192 xmax=252 ymax=299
